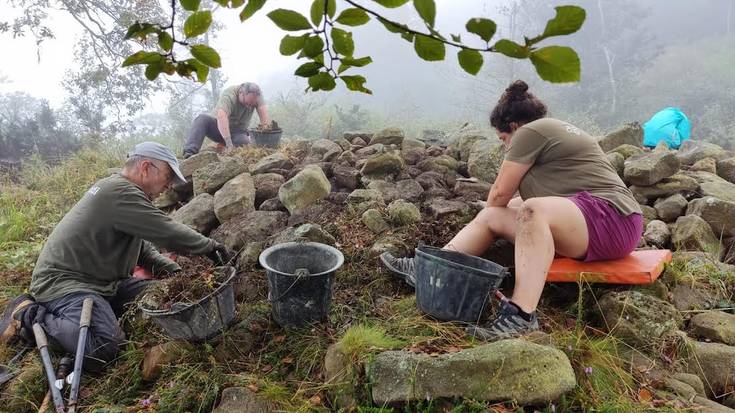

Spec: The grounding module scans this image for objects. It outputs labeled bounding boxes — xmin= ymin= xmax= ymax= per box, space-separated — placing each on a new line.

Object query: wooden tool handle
xmin=80 ymin=298 xmax=94 ymax=328
xmin=32 ymin=323 xmax=48 ymax=348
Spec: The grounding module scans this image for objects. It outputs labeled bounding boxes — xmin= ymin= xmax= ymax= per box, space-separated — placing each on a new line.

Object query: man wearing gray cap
xmin=0 ymin=141 xmax=230 ymax=371
xmin=183 ymin=82 xmax=272 ymax=158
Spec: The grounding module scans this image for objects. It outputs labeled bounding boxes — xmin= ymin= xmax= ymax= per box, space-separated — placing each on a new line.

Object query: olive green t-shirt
xmin=505 ymin=118 xmax=641 ymax=216
xmin=30 ymin=174 xmax=215 ymax=303
xmin=208 ymin=83 xmax=265 ymax=134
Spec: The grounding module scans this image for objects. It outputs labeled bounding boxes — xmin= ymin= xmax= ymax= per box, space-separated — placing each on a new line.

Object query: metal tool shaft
xmin=67 ymin=297 xmax=94 ymax=413
xmin=33 ymin=323 xmax=65 ymax=413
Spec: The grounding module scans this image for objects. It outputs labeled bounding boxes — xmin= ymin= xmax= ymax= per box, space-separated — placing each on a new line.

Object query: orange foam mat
xmin=547 ymin=249 xmax=672 ymax=284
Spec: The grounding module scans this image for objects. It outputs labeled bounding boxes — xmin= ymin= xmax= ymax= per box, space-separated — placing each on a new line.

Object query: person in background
xmin=183 ymin=82 xmax=272 ymax=158
xmin=0 ymin=142 xmax=230 ymax=371
xmin=381 ymin=80 xmax=643 ymax=341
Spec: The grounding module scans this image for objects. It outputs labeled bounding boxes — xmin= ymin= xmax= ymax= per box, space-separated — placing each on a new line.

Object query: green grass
xmin=338 ymin=325 xmax=405 ymax=361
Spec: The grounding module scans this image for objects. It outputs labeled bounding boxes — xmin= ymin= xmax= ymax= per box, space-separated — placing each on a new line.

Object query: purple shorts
xmin=568 ymin=192 xmax=643 ymax=262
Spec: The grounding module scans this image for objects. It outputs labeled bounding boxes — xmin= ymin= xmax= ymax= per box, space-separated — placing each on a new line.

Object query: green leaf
xmin=145 ymin=62 xmax=164 ymax=80
xmin=308 ymin=72 xmax=336 ymax=91
xmin=295 ymin=61 xmax=322 ymax=77
xmin=401 ymin=32 xmax=414 ymax=42
xmin=465 ymin=17 xmax=496 ymax=42
xmin=341 ymin=56 xmax=372 ymax=67
xmin=240 ymin=0 xmax=266 ymax=21
xmin=372 ymin=0 xmax=410 ymax=8
xmin=183 ymin=11 xmax=212 ymax=38
xmin=336 ymin=8 xmax=370 ymax=26
xmin=213 ymin=0 xmax=228 ymax=6
xmin=190 ymin=44 xmax=222 ymax=68
xmin=122 ymin=51 xmax=164 ymax=67
xmin=340 ymin=75 xmax=372 ymax=94
xmin=541 ymin=6 xmax=586 ymax=38
xmin=124 ymin=22 xmax=157 ymax=40
xmin=303 ymin=35 xmax=324 ymax=58
xmin=413 ymin=0 xmax=435 ymax=27
xmin=493 ymin=39 xmax=529 ymax=58
xmin=331 ymin=28 xmax=354 ymax=56
xmin=158 ymin=31 xmax=174 ymax=52
xmin=529 ymin=46 xmax=580 ymax=83
xmin=189 ymin=59 xmax=210 ymax=82
xmin=379 ymin=18 xmax=404 ymax=33
xmin=230 ymin=0 xmax=245 ymax=7
xmin=451 ymin=33 xmax=461 ymax=42
xmin=267 ymin=9 xmax=312 ymax=31
xmin=457 ymin=49 xmax=483 ymax=75
xmin=176 ymin=61 xmax=194 ymax=77
xmin=338 ymin=56 xmax=372 ymax=74
xmin=179 ymin=0 xmax=201 ymax=12
xmin=413 ymin=34 xmax=444 ymax=61
xmin=310 ymin=0 xmax=325 ymax=26
xmin=279 ymin=34 xmax=307 ymax=56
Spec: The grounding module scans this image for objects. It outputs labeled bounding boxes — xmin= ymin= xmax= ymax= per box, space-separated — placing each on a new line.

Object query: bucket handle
xmin=269 ymin=268 xmax=310 ymax=302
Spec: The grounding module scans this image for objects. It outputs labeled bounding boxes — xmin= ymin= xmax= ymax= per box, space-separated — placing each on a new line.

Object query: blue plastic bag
xmin=643 ymin=107 xmax=691 ymax=149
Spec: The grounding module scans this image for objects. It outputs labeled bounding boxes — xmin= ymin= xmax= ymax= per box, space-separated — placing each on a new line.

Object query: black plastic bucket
xmin=249 ymin=129 xmax=283 ymax=148
xmin=259 ymin=242 xmax=344 ymax=328
xmin=414 ymin=245 xmax=508 ymax=323
xmin=139 ymin=266 xmax=237 ymax=341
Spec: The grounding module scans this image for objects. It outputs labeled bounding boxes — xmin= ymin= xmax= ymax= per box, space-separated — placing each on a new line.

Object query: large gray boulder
xmin=253 ymin=173 xmax=285 ymax=207
xmin=606 ymin=152 xmax=625 ymax=177
xmin=367 ymin=179 xmax=423 ymax=203
xmin=671 ymin=215 xmax=721 ymax=254
xmin=361 ymin=209 xmax=389 ymax=234
xmin=676 ymin=140 xmax=728 ymax=165
xmin=467 ymin=139 xmax=504 ymax=183
xmin=447 ymin=126 xmax=494 ymax=161
xmin=269 ymin=223 xmax=336 ymax=246
xmin=653 ymin=193 xmax=688 ymax=222
xmin=596 ymin=290 xmax=682 ymax=349
xmin=213 ymin=172 xmax=256 ymax=222
xmin=607 ymin=144 xmax=644 ymax=159
xmin=192 ymin=157 xmax=248 ymax=195
xmin=387 ymin=200 xmax=421 ymax=226
xmin=690 ymin=311 xmax=735 ymax=345
xmin=354 ymin=144 xmax=384 ymax=159
xmin=332 ymin=164 xmax=360 ymax=191
xmin=212 ymin=387 xmax=277 ymax=413
xmin=454 ymin=180 xmax=491 ymax=200
xmin=360 ymin=152 xmax=404 ymax=180
xmin=250 ymin=152 xmax=293 ymax=174
xmin=684 ymin=337 xmax=735 ymax=397
xmin=278 ymin=165 xmax=331 ymax=214
xmin=717 ymin=157 xmax=735 ymax=184
xmin=644 ymin=219 xmax=671 ymax=247
xmin=687 ymin=196 xmax=735 ymax=238
xmin=180 ymin=151 xmax=219 ymax=177
xmin=210 ymin=210 xmax=289 ymax=251
xmin=310 ymin=139 xmax=343 ymax=159
xmin=370 ymin=127 xmax=405 ymax=146
xmin=598 ymin=122 xmax=642 ymax=152
xmin=369 ymin=339 xmax=576 ymax=405
xmin=171 ymin=193 xmax=218 ymax=235
xmin=624 ymin=150 xmax=680 ymax=186
xmin=630 ymin=173 xmax=699 ymax=203
xmin=685 ymin=171 xmax=735 ymax=202
xmin=426 ymin=198 xmax=469 ymax=219
xmin=691 ymin=157 xmax=717 ymax=174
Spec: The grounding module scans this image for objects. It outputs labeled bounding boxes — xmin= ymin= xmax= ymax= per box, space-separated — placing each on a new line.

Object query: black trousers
xmin=38 ymin=277 xmax=153 ymax=372
xmin=184 ymin=114 xmax=250 ymax=154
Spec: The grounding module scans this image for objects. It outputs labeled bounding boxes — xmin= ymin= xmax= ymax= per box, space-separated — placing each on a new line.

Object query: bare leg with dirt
xmin=469 ymin=197 xmax=589 ymax=340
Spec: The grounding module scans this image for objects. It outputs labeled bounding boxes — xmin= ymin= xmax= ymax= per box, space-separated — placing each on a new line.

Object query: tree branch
xmin=342 ymin=0 xmax=494 ymax=52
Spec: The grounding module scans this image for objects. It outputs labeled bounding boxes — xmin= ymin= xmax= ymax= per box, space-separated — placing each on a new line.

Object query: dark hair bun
xmin=505 ymin=80 xmax=529 ymax=99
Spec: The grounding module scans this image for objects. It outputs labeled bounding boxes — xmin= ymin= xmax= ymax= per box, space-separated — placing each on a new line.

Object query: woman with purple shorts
xmin=382 ymin=80 xmax=643 ymax=341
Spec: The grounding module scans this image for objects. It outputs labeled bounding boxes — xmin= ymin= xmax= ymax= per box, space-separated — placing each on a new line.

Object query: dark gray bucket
xmin=249 ymin=128 xmax=283 ymax=148
xmin=259 ymin=242 xmax=344 ymax=328
xmin=139 ymin=266 xmax=237 ymax=341
xmin=414 ymin=245 xmax=508 ymax=323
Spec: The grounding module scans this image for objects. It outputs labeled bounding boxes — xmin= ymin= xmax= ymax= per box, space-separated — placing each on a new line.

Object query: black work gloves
xmin=207 ymin=241 xmax=233 ymax=266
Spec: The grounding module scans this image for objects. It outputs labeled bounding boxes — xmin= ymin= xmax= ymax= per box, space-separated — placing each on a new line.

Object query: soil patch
xmin=141 ymin=256 xmax=228 ymax=311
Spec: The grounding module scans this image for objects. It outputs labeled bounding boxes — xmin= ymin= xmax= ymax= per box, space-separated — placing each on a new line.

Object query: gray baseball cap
xmin=128 ymin=141 xmax=187 ymax=185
